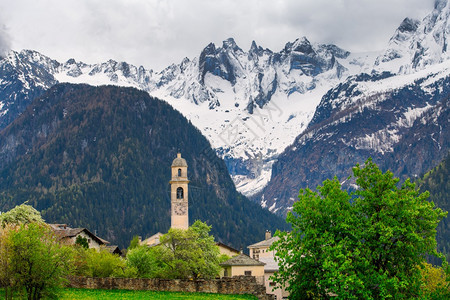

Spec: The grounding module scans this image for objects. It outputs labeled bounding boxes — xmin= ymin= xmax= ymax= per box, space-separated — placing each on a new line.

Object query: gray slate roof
xmin=220 ymin=253 xmax=265 ymax=267
xmin=247 ymin=236 xmax=279 ymax=248
xmin=259 ymin=257 xmax=279 ymax=272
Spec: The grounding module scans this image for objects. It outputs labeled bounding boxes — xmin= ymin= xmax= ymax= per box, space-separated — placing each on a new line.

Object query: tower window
xmin=178 ymin=168 xmax=182 ymax=177
xmin=176 ymin=187 xmax=184 ymax=199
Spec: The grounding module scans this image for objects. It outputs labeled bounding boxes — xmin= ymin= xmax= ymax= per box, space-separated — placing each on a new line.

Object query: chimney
xmin=265 ymin=230 xmax=271 ymax=240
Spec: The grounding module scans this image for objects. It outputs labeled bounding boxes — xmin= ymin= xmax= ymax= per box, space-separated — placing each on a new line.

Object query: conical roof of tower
xmin=172 ymin=153 xmax=188 ymax=167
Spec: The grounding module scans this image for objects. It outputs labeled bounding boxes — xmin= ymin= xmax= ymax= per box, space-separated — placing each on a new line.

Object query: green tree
xmin=8 ymin=223 xmax=73 ymax=300
xmin=0 ymin=203 xmax=44 ymax=227
xmin=84 ymin=247 xmax=131 ymax=278
xmin=75 ymin=235 xmax=89 ymax=249
xmin=127 ymin=235 xmax=140 ymax=251
xmin=272 ymin=158 xmax=447 ymax=299
xmin=156 ymin=220 xmax=221 ymax=279
xmin=0 ymin=224 xmax=14 ymax=300
xmin=126 ymin=246 xmax=162 ymax=278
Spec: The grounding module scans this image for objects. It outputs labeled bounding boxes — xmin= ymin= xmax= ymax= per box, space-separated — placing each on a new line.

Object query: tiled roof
xmin=220 ymin=253 xmax=265 ymax=267
xmin=247 ymin=236 xmax=279 ymax=248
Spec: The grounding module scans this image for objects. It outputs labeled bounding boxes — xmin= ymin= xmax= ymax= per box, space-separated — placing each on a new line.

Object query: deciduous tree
xmin=8 ymin=223 xmax=73 ymax=300
xmin=156 ymin=220 xmax=221 ymax=279
xmin=272 ymin=158 xmax=447 ymax=299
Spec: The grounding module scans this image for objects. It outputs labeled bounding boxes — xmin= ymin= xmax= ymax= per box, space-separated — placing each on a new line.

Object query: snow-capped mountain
xmin=258 ymin=0 xmax=450 ymax=215
xmin=374 ymin=0 xmax=449 ymax=73
xmin=0 ymin=36 xmax=370 ymax=196
xmin=0 ymin=0 xmax=449 ymax=203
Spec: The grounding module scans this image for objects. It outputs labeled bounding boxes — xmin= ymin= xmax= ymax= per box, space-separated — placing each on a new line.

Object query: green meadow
xmin=0 ymin=288 xmax=258 ymax=299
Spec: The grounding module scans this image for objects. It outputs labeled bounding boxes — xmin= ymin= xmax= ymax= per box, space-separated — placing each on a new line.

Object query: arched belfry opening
xmin=178 ymin=168 xmax=182 ymax=177
xmin=176 ymin=187 xmax=184 ymax=199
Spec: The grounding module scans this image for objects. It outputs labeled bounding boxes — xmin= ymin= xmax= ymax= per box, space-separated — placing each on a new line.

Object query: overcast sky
xmin=0 ymin=0 xmax=435 ymax=71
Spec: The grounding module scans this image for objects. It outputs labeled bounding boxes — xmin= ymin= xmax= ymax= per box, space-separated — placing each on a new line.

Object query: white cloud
xmin=0 ymin=0 xmax=435 ymax=70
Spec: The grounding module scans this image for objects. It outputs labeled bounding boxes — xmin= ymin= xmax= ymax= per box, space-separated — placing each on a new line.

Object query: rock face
xmin=0 ymin=36 xmax=360 ymax=196
xmin=258 ymin=61 xmax=450 ymax=215
xmin=256 ymin=0 xmax=450 ymax=215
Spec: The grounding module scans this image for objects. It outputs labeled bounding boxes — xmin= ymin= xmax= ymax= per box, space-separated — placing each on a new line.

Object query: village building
xmin=49 ymin=223 xmax=109 ymax=251
xmin=248 ymin=231 xmax=289 ymax=300
xmin=248 ymin=230 xmax=279 ymax=260
xmin=141 ymin=232 xmax=163 ymax=247
xmin=216 ymin=242 xmax=240 ymax=257
xmin=219 ymin=252 xmax=265 ymax=285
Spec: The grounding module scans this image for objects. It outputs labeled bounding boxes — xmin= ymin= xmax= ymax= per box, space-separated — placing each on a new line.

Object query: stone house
xmin=49 ymin=224 xmax=108 ymax=250
xmin=219 ymin=253 xmax=265 ymax=285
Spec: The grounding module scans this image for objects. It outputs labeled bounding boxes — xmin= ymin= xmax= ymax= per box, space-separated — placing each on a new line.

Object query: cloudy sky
xmin=0 ymin=0 xmax=435 ymax=70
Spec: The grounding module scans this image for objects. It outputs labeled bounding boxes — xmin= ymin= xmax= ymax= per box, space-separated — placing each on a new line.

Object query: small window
xmin=269 ymin=281 xmax=276 ymax=287
xmin=176 ymin=187 xmax=184 ymax=199
xmin=178 ymin=168 xmax=182 ymax=177
xmin=244 ymin=270 xmax=252 ymax=276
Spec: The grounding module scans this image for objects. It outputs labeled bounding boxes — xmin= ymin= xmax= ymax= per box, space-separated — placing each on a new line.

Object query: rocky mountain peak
xmin=222 ymin=38 xmax=242 ymax=53
xmin=397 ymin=18 xmax=420 ymax=33
xmin=435 ymin=0 xmax=448 ymax=11
xmin=284 ymin=37 xmax=315 ymax=55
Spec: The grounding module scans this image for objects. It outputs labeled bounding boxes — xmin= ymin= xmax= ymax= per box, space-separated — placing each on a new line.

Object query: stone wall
xmin=67 ymin=275 xmax=275 ymax=300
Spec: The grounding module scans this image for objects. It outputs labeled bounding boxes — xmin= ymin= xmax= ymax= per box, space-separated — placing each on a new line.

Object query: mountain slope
xmin=0 ymin=83 xmax=288 ymax=248
xmin=257 ymin=0 xmax=450 ymax=215
xmin=258 ymin=62 xmax=449 ymax=215
xmin=0 ymin=37 xmax=369 ymax=197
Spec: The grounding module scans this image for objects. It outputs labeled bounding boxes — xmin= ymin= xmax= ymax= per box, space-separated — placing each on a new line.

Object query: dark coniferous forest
xmin=0 ymin=83 xmax=288 ymax=248
xmin=418 ymin=153 xmax=450 ymax=263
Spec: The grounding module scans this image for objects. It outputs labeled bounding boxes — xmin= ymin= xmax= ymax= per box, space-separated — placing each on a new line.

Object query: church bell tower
xmin=170 ymin=153 xmax=189 ymax=230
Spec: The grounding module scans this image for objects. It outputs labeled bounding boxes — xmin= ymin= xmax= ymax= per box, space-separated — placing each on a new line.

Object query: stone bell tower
xmin=170 ymin=153 xmax=189 ymax=230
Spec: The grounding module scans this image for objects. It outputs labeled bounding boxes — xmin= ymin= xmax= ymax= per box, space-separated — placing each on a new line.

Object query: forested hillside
xmin=418 ymin=153 xmax=450 ymax=263
xmin=0 ymin=83 xmax=288 ymax=248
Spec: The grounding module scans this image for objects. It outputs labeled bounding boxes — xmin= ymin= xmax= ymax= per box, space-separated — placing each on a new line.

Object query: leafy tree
xmin=75 ymin=235 xmax=89 ymax=249
xmin=127 ymin=235 xmax=140 ymax=251
xmin=8 ymin=223 xmax=73 ymax=300
xmin=0 ymin=203 xmax=44 ymax=227
xmin=126 ymin=246 xmax=162 ymax=278
xmin=0 ymin=224 xmax=14 ymax=300
xmin=156 ymin=220 xmax=221 ymax=279
xmin=272 ymin=158 xmax=447 ymax=299
xmin=419 ymin=263 xmax=449 ymax=298
xmin=84 ymin=247 xmax=132 ymax=278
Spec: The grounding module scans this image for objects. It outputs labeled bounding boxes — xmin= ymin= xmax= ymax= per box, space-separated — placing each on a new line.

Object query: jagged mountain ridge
xmin=0 ymin=83 xmax=288 ymax=248
xmin=0 ymin=36 xmax=368 ymax=197
xmin=257 ymin=0 xmax=450 ymax=215
xmin=1 ymin=0 xmax=449 ymax=201
xmin=258 ymin=63 xmax=449 ymax=214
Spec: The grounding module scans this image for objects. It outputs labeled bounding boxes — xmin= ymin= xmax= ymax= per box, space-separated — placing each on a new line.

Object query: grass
xmin=0 ymin=288 xmax=258 ymax=299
